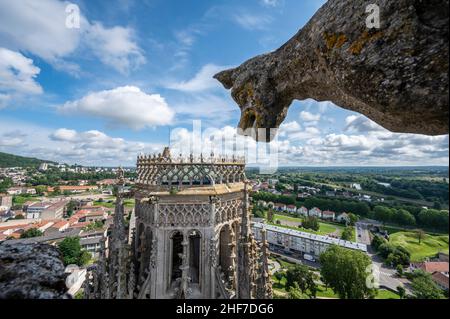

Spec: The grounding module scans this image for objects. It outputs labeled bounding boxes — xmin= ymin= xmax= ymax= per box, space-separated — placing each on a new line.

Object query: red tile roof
xmin=414 ymin=262 xmax=449 ymax=273
xmin=432 ymin=271 xmax=449 ymax=289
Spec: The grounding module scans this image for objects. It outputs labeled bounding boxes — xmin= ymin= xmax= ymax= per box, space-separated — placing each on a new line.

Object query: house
xmin=309 ymin=207 xmax=322 ymax=218
xmin=297 ymin=192 xmax=311 ymax=199
xmin=432 ymin=272 xmax=449 ymax=291
xmin=297 ymin=206 xmax=308 ymax=217
xmin=337 ymin=213 xmax=351 ymax=224
xmin=410 ymin=261 xmax=449 ymax=274
xmin=0 ymin=194 xmax=13 ymax=209
xmin=26 ymin=202 xmax=53 ymax=219
xmin=286 ymin=205 xmax=297 ymax=213
xmin=46 ymin=220 xmax=70 ymax=234
xmin=6 ymin=187 xmax=36 ymax=195
xmin=322 ymin=210 xmax=336 ymax=220
xmin=325 ymin=191 xmax=336 ymax=197
xmin=41 ymin=201 xmax=67 ymax=220
xmin=274 ymin=203 xmax=286 ymax=212
xmin=6 ymin=187 xmax=21 ymax=195
xmin=26 ymin=201 xmax=67 ymax=220
xmin=260 ymin=182 xmax=269 ymax=190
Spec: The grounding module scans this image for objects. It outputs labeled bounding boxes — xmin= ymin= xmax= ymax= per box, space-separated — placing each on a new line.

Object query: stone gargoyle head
xmin=214 ymin=54 xmax=292 ymax=142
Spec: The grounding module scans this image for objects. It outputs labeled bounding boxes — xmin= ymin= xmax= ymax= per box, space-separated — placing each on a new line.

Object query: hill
xmin=0 ymin=152 xmax=56 ymax=168
xmin=390 ymin=231 xmax=449 ymax=262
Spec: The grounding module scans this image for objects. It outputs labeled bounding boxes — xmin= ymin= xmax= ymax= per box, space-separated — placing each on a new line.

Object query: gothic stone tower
xmin=84 ymin=148 xmax=271 ymax=299
xmin=133 ymin=147 xmax=262 ymax=299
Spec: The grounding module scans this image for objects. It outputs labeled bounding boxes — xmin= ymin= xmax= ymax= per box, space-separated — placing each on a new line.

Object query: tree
xmin=302 ymin=216 xmax=319 ymax=231
xmin=396 ymin=264 xmax=404 ymax=277
xmin=285 ymin=264 xmax=318 ymax=298
xmin=348 ymin=213 xmax=359 ymax=226
xmin=371 ymin=235 xmax=387 ymax=250
xmin=53 ymin=186 xmax=61 ymax=195
xmin=267 ymin=209 xmax=274 ymax=223
xmin=411 ymin=273 xmax=444 ymax=299
xmin=274 ymin=272 xmax=284 ymax=285
xmin=320 ymin=245 xmax=376 ymax=299
xmin=35 ymin=185 xmax=47 ymax=196
xmin=66 ymin=200 xmax=77 ymax=217
xmin=397 ymin=285 xmax=406 ymax=299
xmin=14 ymin=214 xmax=25 ymax=220
xmin=373 ymin=206 xmax=393 ymax=225
xmin=414 ymin=229 xmax=426 ymax=244
xmin=341 ymin=226 xmax=354 ymax=241
xmin=20 ymin=228 xmax=43 ymax=238
xmin=288 ymin=282 xmax=308 ymax=299
xmin=58 ymin=237 xmax=92 ymax=266
xmin=394 ymin=209 xmax=416 ymax=226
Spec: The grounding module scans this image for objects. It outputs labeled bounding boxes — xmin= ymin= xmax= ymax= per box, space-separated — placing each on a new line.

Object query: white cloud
xmin=58 ymin=86 xmax=174 ymax=129
xmin=232 ymin=13 xmax=273 ymax=30
xmin=166 ymin=64 xmax=226 ymax=92
xmin=260 ymin=0 xmax=282 ymax=7
xmin=84 ymin=22 xmax=146 ymax=74
xmin=0 ymin=0 xmax=81 ymax=61
xmin=345 ymin=114 xmax=385 ymax=133
xmin=0 ymin=118 xmax=164 ymax=166
xmin=0 ymin=48 xmax=43 ymax=101
xmin=0 ymin=0 xmax=145 ymax=75
xmin=300 ymin=111 xmax=321 ymax=122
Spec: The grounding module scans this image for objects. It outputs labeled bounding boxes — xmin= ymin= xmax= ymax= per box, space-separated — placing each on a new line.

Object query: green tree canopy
xmin=320 ymin=245 xmax=376 ymax=299
xmin=20 ymin=228 xmax=43 ymax=238
xmin=411 ymin=273 xmax=445 ymax=299
xmin=58 ymin=237 xmax=91 ymax=266
xmin=285 ymin=264 xmax=318 ymax=298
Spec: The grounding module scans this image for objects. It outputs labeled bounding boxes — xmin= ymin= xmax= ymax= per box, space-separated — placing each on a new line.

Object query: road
xmin=355 ymin=222 xmax=372 ymax=245
xmin=355 ymin=222 xmax=411 ymax=294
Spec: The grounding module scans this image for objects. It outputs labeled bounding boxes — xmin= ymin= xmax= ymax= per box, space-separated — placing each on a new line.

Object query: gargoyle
xmin=215 ymin=0 xmax=449 ymax=141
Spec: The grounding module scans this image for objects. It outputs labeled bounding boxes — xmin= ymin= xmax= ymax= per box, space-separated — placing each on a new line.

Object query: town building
xmin=297 ymin=206 xmax=308 ymax=217
xmin=309 ymin=207 xmax=322 ymax=218
xmin=286 ymin=205 xmax=297 ymax=213
xmin=274 ymin=203 xmax=287 ymax=212
xmin=252 ymin=222 xmax=367 ymax=258
xmin=26 ymin=201 xmax=67 ymax=220
xmin=336 ymin=213 xmax=351 ymax=224
xmin=0 ymin=194 xmax=13 ymax=209
xmin=322 ymin=210 xmax=336 ymax=220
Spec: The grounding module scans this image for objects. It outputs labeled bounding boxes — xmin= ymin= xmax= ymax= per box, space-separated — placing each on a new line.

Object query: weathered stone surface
xmin=215 ymin=0 xmax=449 ymax=141
xmin=0 ymin=242 xmax=70 ymax=299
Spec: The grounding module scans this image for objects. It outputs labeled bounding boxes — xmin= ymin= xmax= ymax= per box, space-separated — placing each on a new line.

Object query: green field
xmin=272 ymin=214 xmax=345 ymax=236
xmin=390 ymin=231 xmax=449 ymax=262
xmin=375 ymin=289 xmax=400 ymax=299
xmin=12 ymin=195 xmax=40 ymax=206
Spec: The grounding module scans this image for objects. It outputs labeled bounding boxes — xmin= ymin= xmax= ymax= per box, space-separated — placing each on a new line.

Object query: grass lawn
xmin=93 ymin=198 xmax=135 ymax=209
xmin=272 ymin=214 xmax=345 ymax=237
xmin=93 ymin=201 xmax=115 ymax=208
xmin=390 ymin=231 xmax=449 ymax=262
xmin=375 ymin=289 xmax=400 ymax=299
xmin=13 ymin=195 xmax=40 ymax=205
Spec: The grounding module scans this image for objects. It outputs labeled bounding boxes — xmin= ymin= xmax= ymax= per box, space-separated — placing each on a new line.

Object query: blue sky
xmin=0 ymin=0 xmax=448 ymax=167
